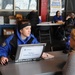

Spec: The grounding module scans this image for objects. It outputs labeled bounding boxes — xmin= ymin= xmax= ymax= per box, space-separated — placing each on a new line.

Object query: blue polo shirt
xmin=53 ymin=15 xmax=63 ymax=23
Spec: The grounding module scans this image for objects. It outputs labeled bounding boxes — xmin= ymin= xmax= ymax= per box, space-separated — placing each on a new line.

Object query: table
xmin=37 ymin=22 xmax=64 ymax=51
xmin=37 ymin=22 xmax=62 ymax=26
xmin=0 ymin=24 xmax=16 ymax=36
xmin=0 ymin=51 xmax=68 ymax=75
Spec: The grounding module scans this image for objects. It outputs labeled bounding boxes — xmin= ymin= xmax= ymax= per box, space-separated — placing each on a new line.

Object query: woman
xmin=53 ymin=10 xmax=64 ymax=24
xmin=0 ymin=20 xmax=54 ymax=65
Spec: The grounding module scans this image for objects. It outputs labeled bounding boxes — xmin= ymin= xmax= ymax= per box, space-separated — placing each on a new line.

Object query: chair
xmin=54 ymin=25 xmax=65 ymax=41
xmin=39 ymin=26 xmax=51 ymax=43
xmin=39 ymin=26 xmax=53 ymax=51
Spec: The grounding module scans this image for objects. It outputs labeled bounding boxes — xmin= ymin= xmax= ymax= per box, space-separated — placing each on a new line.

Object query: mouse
xmin=3 ymin=61 xmax=8 ymax=66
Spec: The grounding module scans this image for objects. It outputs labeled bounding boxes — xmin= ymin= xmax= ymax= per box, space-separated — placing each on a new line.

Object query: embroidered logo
xmin=2 ymin=42 xmax=6 ymax=47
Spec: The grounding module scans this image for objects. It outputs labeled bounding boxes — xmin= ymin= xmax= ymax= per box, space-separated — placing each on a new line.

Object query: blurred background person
xmin=26 ymin=10 xmax=39 ymax=38
xmin=52 ymin=10 xmax=65 ymax=41
xmin=66 ymin=13 xmax=75 ymax=26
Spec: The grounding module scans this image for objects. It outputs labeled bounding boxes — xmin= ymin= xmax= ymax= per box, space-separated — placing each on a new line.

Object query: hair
xmin=17 ymin=19 xmax=30 ymax=25
xmin=70 ymin=29 xmax=75 ymax=41
xmin=15 ymin=14 xmax=23 ymax=20
xmin=56 ymin=10 xmax=60 ymax=16
xmin=71 ymin=13 xmax=75 ymax=16
xmin=17 ymin=19 xmax=31 ymax=32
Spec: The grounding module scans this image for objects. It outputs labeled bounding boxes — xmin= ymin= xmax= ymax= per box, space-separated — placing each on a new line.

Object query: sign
xmin=19 ymin=46 xmax=43 ymax=59
xmin=50 ymin=0 xmax=62 ymax=16
xmin=0 ymin=16 xmax=4 ymax=24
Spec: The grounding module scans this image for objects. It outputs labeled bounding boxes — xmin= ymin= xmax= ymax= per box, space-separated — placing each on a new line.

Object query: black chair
xmin=39 ymin=26 xmax=54 ymax=51
xmin=54 ymin=26 xmax=65 ymax=41
xmin=39 ymin=26 xmax=51 ymax=43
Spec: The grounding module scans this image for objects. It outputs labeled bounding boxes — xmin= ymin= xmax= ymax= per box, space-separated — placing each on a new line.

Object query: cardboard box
xmin=3 ymin=29 xmax=14 ymax=35
xmin=9 ymin=16 xmax=16 ymax=24
xmin=9 ymin=19 xmax=16 ymax=24
xmin=0 ymin=16 xmax=4 ymax=25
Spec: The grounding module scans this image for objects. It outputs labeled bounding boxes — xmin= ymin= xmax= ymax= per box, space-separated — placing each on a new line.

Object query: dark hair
xmin=17 ymin=19 xmax=29 ymax=25
xmin=56 ymin=11 xmax=60 ymax=16
xmin=17 ymin=19 xmax=31 ymax=31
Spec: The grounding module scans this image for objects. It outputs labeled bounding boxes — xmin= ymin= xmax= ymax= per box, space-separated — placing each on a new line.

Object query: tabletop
xmin=0 ymin=51 xmax=68 ymax=75
xmin=37 ymin=22 xmax=63 ymax=26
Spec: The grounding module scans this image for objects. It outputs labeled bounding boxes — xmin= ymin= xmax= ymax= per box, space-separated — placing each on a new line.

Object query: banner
xmin=41 ymin=0 xmax=48 ymax=22
xmin=50 ymin=0 xmax=62 ymax=16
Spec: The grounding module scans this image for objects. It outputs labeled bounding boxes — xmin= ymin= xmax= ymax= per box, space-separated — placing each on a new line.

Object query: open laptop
xmin=15 ymin=43 xmax=46 ymax=62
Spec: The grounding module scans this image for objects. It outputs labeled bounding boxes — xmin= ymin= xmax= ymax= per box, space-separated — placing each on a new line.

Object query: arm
xmin=31 ymin=34 xmax=54 ymax=59
xmin=0 ymin=35 xmax=13 ymax=65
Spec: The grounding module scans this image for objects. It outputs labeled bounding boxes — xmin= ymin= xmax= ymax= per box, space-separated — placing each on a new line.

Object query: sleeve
xmin=0 ymin=35 xmax=13 ymax=57
xmin=67 ymin=18 xmax=71 ymax=25
xmin=60 ymin=16 xmax=63 ymax=20
xmin=32 ymin=38 xmax=39 ymax=44
xmin=31 ymin=34 xmax=40 ymax=44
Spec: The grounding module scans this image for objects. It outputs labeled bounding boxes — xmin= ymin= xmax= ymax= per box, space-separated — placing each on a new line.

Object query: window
xmin=15 ymin=0 xmax=37 ymax=10
xmin=0 ymin=0 xmax=39 ymax=15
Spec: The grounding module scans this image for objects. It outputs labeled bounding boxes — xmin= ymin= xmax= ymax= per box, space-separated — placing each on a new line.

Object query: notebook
xmin=15 ymin=43 xmax=46 ymax=62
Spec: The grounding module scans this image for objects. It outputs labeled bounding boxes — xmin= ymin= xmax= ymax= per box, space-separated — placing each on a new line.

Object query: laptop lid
xmin=15 ymin=43 xmax=46 ymax=62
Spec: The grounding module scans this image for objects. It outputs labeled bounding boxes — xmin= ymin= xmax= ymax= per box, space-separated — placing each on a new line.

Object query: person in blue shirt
xmin=0 ymin=19 xmax=54 ymax=65
xmin=53 ymin=11 xmax=65 ymax=40
xmin=53 ymin=10 xmax=63 ymax=23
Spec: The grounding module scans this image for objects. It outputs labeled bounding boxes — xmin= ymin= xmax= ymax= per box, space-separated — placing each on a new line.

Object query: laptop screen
xmin=15 ymin=43 xmax=46 ymax=62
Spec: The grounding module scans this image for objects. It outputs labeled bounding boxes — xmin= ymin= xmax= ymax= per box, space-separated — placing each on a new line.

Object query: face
xmin=71 ymin=14 xmax=75 ymax=18
xmin=57 ymin=11 xmax=61 ymax=16
xmin=20 ymin=26 xmax=31 ymax=37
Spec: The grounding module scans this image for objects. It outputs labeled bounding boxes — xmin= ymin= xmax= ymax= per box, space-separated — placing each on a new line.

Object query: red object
xmin=41 ymin=0 xmax=48 ymax=22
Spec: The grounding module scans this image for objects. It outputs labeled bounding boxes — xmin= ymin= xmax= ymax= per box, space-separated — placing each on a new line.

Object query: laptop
xmin=15 ymin=43 xmax=46 ymax=62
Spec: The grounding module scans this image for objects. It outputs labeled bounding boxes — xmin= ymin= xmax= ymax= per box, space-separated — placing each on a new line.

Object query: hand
xmin=66 ymin=16 xmax=70 ymax=20
xmin=42 ymin=52 xmax=54 ymax=59
xmin=0 ymin=57 xmax=8 ymax=65
xmin=56 ymin=21 xmax=65 ymax=24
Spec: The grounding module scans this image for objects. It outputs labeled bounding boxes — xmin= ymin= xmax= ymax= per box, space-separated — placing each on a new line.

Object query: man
xmin=65 ymin=13 xmax=75 ymax=33
xmin=0 ymin=20 xmax=54 ymax=65
xmin=66 ymin=13 xmax=75 ymax=26
xmin=63 ymin=29 xmax=75 ymax=75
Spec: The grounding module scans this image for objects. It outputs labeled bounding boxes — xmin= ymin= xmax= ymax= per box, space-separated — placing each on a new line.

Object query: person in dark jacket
xmin=66 ymin=13 xmax=75 ymax=26
xmin=65 ymin=13 xmax=75 ymax=33
xmin=26 ymin=10 xmax=39 ymax=37
xmin=0 ymin=20 xmax=54 ymax=65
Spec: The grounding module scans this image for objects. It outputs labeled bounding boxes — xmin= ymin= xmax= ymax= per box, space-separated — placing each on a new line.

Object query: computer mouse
xmin=3 ymin=61 xmax=8 ymax=66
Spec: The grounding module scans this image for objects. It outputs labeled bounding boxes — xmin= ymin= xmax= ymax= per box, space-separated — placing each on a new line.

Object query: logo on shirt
xmin=2 ymin=42 xmax=6 ymax=47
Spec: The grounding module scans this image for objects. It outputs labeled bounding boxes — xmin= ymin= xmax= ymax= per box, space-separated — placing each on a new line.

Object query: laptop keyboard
xmin=15 ymin=58 xmax=42 ymax=62
xmin=35 ymin=72 xmax=54 ymax=75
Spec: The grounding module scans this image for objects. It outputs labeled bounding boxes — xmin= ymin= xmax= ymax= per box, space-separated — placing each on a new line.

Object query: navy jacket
xmin=0 ymin=30 xmax=39 ymax=58
xmin=53 ymin=15 xmax=63 ymax=23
